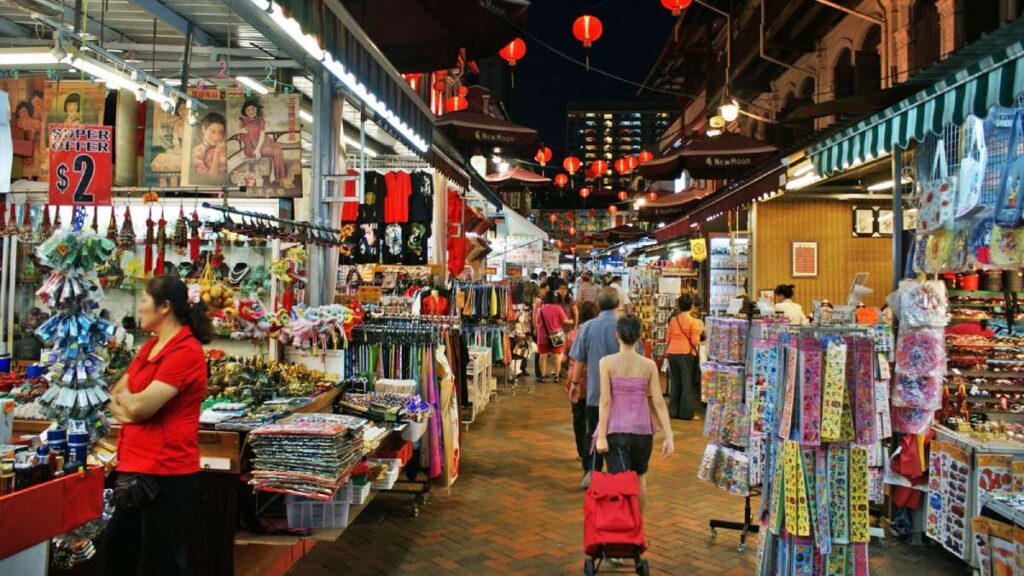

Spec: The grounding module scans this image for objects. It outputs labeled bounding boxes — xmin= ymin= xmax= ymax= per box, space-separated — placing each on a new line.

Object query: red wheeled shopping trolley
xmin=583 ymin=469 xmax=650 ymax=575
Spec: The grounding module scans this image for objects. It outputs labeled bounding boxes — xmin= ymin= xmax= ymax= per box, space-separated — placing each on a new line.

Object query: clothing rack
xmin=202 ymin=202 xmax=341 ymax=235
xmin=362 ymin=155 xmax=432 ymax=170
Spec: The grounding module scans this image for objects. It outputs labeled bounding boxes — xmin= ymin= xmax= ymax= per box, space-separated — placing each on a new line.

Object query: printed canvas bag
xmin=917 ymin=140 xmax=957 ymax=234
xmin=995 ymin=110 xmax=1024 ymax=228
xmin=956 ymin=116 xmax=988 ymax=218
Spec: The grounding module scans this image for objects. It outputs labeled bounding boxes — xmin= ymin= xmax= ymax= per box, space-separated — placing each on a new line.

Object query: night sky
xmin=504 ymin=0 xmax=676 ymax=155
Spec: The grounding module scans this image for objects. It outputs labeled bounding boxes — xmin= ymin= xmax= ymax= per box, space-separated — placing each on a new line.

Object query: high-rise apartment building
xmin=565 ymin=102 xmax=673 ymax=195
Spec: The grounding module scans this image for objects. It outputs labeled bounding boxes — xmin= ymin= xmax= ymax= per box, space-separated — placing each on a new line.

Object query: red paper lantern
xmin=572 ymin=15 xmax=603 ymax=48
xmin=614 ymin=157 xmax=632 ymax=175
xmin=445 ymin=96 xmax=468 ymax=112
xmin=554 ymin=173 xmax=569 ymax=188
xmin=661 ymin=0 xmax=692 ymax=16
xmin=457 ymin=85 xmax=469 ymax=97
xmin=591 ymin=159 xmax=608 ymax=175
xmin=534 ymin=146 xmax=553 ymax=166
xmin=563 ymin=156 xmax=582 ymax=175
xmin=560 ymin=222 xmax=566 ymax=230
xmin=608 ymin=204 xmax=618 ymax=214
xmin=626 ymin=156 xmax=639 ymax=170
xmin=499 ymin=38 xmax=527 ymax=66
xmin=585 ymin=166 xmax=598 ymax=180
xmin=556 ymin=239 xmax=564 ymax=249
xmin=579 ymin=187 xmax=591 ymax=199
xmin=548 ymin=213 xmax=558 ymax=224
xmin=617 ymin=190 xmax=628 ymax=201
xmin=638 ymin=150 xmax=654 ymax=164
xmin=648 ymin=192 xmax=659 ymax=202
xmin=569 ymin=226 xmax=577 ymax=236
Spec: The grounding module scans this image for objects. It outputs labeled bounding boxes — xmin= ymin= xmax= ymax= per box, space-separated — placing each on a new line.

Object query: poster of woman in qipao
xmin=225 ymin=93 xmax=302 ymax=197
xmin=142 ymin=99 xmax=187 ymax=187
xmin=2 ymin=76 xmax=48 ymax=178
xmin=182 ymin=88 xmax=229 ymax=187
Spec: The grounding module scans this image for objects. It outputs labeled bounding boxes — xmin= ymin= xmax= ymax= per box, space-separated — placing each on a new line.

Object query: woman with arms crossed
xmin=105 ymin=275 xmax=212 ymax=576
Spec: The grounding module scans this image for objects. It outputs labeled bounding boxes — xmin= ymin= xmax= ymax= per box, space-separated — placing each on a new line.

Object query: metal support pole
xmin=892 ymin=147 xmax=903 ymax=291
xmin=310 ymin=70 xmax=334 ymax=305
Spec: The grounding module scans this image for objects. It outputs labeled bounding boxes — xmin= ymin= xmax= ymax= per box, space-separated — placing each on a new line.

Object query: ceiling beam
xmin=28 ymin=0 xmax=130 ymax=42
xmin=125 ymin=0 xmax=215 ymax=46
xmin=0 ymin=16 xmax=33 ymax=38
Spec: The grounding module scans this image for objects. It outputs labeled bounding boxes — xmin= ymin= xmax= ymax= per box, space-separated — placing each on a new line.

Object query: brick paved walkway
xmin=290 ymin=378 xmax=966 ymax=575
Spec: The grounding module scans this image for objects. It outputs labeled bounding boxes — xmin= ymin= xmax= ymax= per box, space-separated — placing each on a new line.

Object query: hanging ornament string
xmin=144 ymin=206 xmax=154 ymax=277
xmin=155 ymin=209 xmax=167 ymax=276
xmin=189 ymin=208 xmax=202 ymax=262
xmin=173 ymin=204 xmax=188 ymax=255
xmin=105 ymin=205 xmax=117 ymax=244
xmin=71 ymin=206 xmax=86 ymax=232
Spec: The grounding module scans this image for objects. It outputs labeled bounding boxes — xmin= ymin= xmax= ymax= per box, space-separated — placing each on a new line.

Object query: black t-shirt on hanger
xmin=355 ymin=222 xmax=381 ymax=264
xmin=382 ymin=223 xmax=404 ymax=264
xmin=409 ymin=171 xmax=434 ymax=223
xmin=403 ymin=222 xmax=430 ymax=265
xmin=359 ymin=172 xmax=387 ymax=223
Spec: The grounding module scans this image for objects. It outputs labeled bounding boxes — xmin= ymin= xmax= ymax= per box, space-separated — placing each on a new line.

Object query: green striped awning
xmin=808 ymin=30 xmax=1024 ymax=177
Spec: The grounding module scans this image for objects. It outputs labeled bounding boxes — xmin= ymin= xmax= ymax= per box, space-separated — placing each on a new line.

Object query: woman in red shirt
xmin=536 ymin=289 xmax=569 ymax=382
xmin=105 ymin=275 xmax=212 ymax=576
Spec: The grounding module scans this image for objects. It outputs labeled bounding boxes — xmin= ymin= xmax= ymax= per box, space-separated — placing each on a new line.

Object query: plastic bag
xmin=917 ymin=140 xmax=957 ymax=234
xmin=895 ymin=328 xmax=947 ymax=379
xmin=956 ymin=117 xmax=988 ymax=218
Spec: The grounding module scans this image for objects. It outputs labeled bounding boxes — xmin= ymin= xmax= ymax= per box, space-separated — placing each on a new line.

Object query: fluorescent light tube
xmin=236 ymin=76 xmax=270 ymax=95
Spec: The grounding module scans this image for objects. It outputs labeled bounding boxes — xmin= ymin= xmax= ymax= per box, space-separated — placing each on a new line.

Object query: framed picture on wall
xmin=878 ymin=209 xmax=895 ymax=236
xmin=853 ymin=206 xmax=875 ymax=237
xmin=792 ymin=241 xmax=818 ymax=278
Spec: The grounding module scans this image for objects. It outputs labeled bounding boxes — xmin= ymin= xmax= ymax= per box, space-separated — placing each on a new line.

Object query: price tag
xmin=48 ymin=124 xmax=112 ymax=206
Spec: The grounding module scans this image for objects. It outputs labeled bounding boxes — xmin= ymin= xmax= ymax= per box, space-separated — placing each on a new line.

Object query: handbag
xmin=995 ymin=110 xmax=1024 ymax=228
xmin=956 ymin=116 xmax=988 ymax=218
xmin=541 ymin=307 xmax=566 ymax=348
xmin=113 ymin=472 xmax=160 ymax=511
xmin=917 ymin=139 xmax=957 ymax=234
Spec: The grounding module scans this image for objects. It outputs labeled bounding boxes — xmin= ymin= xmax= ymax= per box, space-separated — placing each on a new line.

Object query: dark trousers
xmin=668 ymin=354 xmax=698 ymax=420
xmin=584 ymin=404 xmax=604 ymax=473
xmin=105 ymin=473 xmax=198 ymax=576
xmin=571 ymin=399 xmax=589 ymax=470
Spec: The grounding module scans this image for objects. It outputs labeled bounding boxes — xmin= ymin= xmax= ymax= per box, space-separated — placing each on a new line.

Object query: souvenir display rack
xmin=755 ymin=323 xmax=887 ymax=576
xmin=708 ymin=234 xmax=748 ymax=314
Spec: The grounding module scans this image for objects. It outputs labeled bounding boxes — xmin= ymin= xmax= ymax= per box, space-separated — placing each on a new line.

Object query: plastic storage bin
xmin=368 ymin=458 xmax=402 ymax=490
xmin=285 ymin=495 xmax=351 ymax=529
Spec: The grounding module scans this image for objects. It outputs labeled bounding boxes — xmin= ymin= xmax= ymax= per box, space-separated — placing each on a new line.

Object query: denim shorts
xmin=605 ymin=433 xmax=654 ymax=475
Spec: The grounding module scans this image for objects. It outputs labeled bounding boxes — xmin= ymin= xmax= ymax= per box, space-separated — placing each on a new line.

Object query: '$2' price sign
xmin=48 ymin=124 xmax=113 ymax=206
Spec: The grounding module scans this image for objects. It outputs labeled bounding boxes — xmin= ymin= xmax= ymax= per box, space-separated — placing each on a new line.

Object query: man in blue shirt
xmin=568 ymin=287 xmax=643 ymax=488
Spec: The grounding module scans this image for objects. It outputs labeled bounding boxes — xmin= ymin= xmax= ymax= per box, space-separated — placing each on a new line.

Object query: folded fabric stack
xmin=249 ymin=418 xmax=364 ymax=500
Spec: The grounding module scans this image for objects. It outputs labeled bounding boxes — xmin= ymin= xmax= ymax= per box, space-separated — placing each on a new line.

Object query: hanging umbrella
xmin=436 ymin=110 xmax=539 ymax=154
xmin=338 ymin=0 xmax=531 ymax=73
xmin=639 ymin=133 xmax=778 ymax=180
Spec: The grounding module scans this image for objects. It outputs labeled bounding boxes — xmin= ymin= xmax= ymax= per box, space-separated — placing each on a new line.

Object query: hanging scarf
xmin=189 ymin=209 xmax=201 ymax=262
xmin=155 ymin=210 xmax=167 ymax=276
xmin=144 ymin=207 xmax=155 ymax=276
xmin=118 ymin=206 xmax=135 ymax=251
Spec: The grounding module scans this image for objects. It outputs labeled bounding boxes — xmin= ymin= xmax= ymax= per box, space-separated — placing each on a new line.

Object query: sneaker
xmin=581 ymin=471 xmax=592 ymax=489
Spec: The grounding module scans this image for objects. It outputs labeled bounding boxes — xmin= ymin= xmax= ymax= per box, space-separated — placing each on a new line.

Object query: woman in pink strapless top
xmin=595 ymin=314 xmax=674 ymax=513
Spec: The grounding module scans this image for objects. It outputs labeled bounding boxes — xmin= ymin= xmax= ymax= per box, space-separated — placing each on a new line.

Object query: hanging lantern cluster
xmin=572 ymin=15 xmax=603 ymax=68
xmin=614 ymin=157 xmax=635 ymax=175
xmin=535 ymin=145 xmax=552 ymax=166
xmin=498 ymin=38 xmax=527 ymax=87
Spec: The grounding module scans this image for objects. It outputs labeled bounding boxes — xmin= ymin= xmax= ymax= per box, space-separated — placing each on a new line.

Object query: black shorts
xmin=605 ymin=433 xmax=654 ymax=475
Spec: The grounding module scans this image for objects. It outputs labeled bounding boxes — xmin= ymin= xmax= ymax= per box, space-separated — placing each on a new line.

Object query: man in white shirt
xmin=610 ymin=276 xmax=630 ymax=309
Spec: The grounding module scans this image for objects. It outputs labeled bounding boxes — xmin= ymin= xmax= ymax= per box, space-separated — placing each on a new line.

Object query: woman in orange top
xmin=665 ymin=293 xmax=704 ymax=420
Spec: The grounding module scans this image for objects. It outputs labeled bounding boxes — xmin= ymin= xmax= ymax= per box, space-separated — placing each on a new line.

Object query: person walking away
xmin=569 ymin=287 xmax=643 ymax=488
xmin=773 ymin=284 xmax=808 ymax=324
xmin=665 ymin=293 xmax=704 ymax=420
xmin=611 ymin=276 xmax=631 ymax=309
xmin=595 ymin=314 xmax=674 ymax=514
xmin=537 ymin=289 xmax=569 ymax=382
xmin=567 ymin=302 xmax=600 ymax=465
xmin=105 ymin=276 xmax=213 ymax=575
xmin=576 ymin=272 xmax=600 ymax=305
xmin=532 ymin=282 xmax=551 ymax=378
